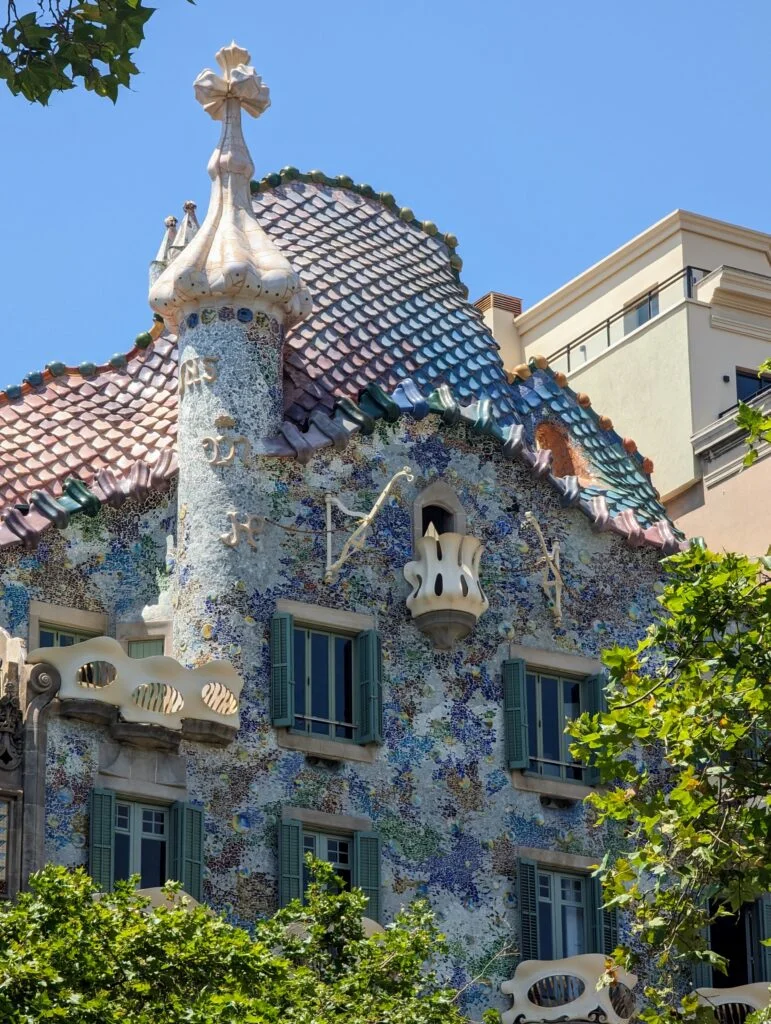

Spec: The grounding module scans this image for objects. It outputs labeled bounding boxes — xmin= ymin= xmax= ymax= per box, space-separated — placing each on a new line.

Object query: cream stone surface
xmin=404 ymin=527 xmax=489 ymax=620
xmin=695 ymin=984 xmax=771 ymax=1015
xmin=149 ymin=43 xmax=311 ymax=331
xmin=27 ymin=636 xmax=242 ymax=731
xmin=501 ymin=954 xmax=638 ymax=1024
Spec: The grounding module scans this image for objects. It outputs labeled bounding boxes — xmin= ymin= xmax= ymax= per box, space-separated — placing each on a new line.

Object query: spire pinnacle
xmin=148 ymin=43 xmax=311 ymax=332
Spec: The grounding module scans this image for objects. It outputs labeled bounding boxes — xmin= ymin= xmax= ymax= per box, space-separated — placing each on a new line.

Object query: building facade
xmin=0 ymin=43 xmax=766 ymax=1021
xmin=477 ymin=211 xmax=771 ymax=556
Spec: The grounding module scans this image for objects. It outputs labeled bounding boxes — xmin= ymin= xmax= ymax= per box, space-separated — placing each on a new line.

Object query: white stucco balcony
xmin=695 ymin=984 xmax=771 ymax=1024
xmin=27 ymin=636 xmax=242 ymax=746
xmin=500 ymin=954 xmax=637 ymax=1024
xmin=403 ymin=525 xmax=489 ymax=648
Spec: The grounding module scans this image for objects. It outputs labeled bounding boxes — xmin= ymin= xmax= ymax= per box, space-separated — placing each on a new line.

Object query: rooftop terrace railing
xmin=545 ymin=266 xmax=711 ymax=375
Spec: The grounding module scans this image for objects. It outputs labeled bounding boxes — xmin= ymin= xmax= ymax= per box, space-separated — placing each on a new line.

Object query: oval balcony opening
xmin=76 ymin=661 xmax=117 ymax=689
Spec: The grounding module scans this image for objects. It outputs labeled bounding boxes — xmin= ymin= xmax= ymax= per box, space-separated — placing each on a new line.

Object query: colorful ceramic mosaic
xmin=0 ymin=417 xmax=664 ymax=1012
xmin=0 ymin=41 xmax=679 ymax=1018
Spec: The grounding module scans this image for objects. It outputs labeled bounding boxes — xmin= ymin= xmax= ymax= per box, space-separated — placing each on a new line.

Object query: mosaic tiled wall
xmin=0 ymin=420 xmax=664 ymax=1013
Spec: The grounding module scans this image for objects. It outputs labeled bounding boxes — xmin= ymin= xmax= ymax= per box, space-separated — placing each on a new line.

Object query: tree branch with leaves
xmin=569 ymin=546 xmax=771 ymax=1024
xmin=0 ymin=0 xmax=193 ymax=104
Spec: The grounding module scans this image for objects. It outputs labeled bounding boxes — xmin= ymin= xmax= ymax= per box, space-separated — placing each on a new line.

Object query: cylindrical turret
xmin=148 ymin=42 xmax=312 ymax=671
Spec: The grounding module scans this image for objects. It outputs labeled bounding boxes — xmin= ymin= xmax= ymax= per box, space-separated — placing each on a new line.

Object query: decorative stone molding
xmin=695 ymin=984 xmax=771 ymax=1023
xmin=0 ymin=694 xmax=23 ymax=772
xmin=149 ymin=42 xmax=312 ymax=332
xmin=403 ymin=525 xmax=489 ymax=648
xmin=26 ymin=636 xmax=242 ymax=734
xmin=501 ymin=954 xmax=638 ymax=1024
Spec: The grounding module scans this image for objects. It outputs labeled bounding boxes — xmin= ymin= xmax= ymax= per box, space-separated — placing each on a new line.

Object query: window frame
xmin=536 ymin=867 xmax=590 ymax=959
xmin=412 ymin=480 xmax=467 ymax=550
xmin=503 ymin=650 xmax=605 ymax=793
xmin=114 ymin=799 xmax=169 ymax=888
xmin=29 ymin=601 xmax=107 ymax=651
xmin=736 ymin=367 xmax=771 ymax=405
xmin=302 ymin=829 xmax=354 ymax=890
xmin=622 ymin=289 xmax=660 ymax=335
xmin=272 ymin=602 xmax=382 ymax=754
xmin=292 ymin=625 xmax=355 ymax=741
xmin=525 ymin=669 xmax=586 ymax=783
xmin=0 ymin=791 xmax=21 ymax=899
xmin=126 ymin=638 xmax=166 ymax=659
xmin=279 ymin=810 xmax=381 ymax=922
xmin=518 ymin=855 xmax=617 ymax=961
xmin=116 ymin=619 xmax=172 ymax=659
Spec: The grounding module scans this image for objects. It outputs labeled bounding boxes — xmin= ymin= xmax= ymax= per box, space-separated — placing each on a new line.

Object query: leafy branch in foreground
xmin=1 ymin=1 xmax=193 ymax=104
xmin=569 ymin=546 xmax=771 ymax=1024
xmin=0 ymin=858 xmax=476 ymax=1024
xmin=737 ymin=358 xmax=771 ymax=468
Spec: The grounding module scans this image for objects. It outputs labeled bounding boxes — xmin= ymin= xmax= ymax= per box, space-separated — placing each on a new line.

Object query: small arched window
xmin=413 ymin=481 xmax=466 ymax=549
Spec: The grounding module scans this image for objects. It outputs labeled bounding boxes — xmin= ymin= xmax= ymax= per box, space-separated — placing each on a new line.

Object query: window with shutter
xmin=270 ymin=612 xmax=294 ymax=727
xmin=271 ymin=610 xmax=383 ymax=745
xmin=355 ymin=630 xmax=383 ymax=745
xmin=89 ymin=791 xmax=202 ymax=899
xmin=89 ymin=788 xmax=115 ymax=891
xmin=505 ymin=661 xmax=605 ymax=786
xmin=518 ymin=862 xmax=615 ymax=961
xmin=170 ymin=802 xmax=204 ymax=902
xmin=279 ymin=818 xmax=382 ymax=922
xmin=278 ymin=818 xmax=303 ymax=907
xmin=590 ymin=876 xmax=618 ymax=955
xmin=503 ymin=659 xmax=528 ymax=769
xmin=354 ymin=831 xmax=381 ymax=923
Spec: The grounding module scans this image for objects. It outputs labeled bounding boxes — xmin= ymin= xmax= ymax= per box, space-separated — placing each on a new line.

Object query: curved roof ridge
xmin=0 ymin=317 xmax=167 ymax=410
xmin=250 ymin=167 xmax=467 ymax=295
xmin=506 ymin=355 xmax=659 ymax=486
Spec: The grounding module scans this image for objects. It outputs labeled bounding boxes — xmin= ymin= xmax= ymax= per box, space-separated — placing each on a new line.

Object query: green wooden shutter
xmin=354 ymin=830 xmax=382 ymax=923
xmin=753 ymin=895 xmax=771 ymax=982
xmin=355 ymin=630 xmax=383 ymax=745
xmin=691 ymin=958 xmax=713 ymax=990
xmin=270 ymin=612 xmax=294 ymax=727
xmin=583 ymin=672 xmax=607 ymax=786
xmin=590 ymin=876 xmax=618 ymax=954
xmin=171 ymin=802 xmax=204 ymax=901
xmin=517 ymin=857 xmax=539 ymax=960
xmin=89 ymin=788 xmax=115 ymax=891
xmin=278 ymin=818 xmax=303 ymax=907
xmin=503 ymin=659 xmax=528 ymax=769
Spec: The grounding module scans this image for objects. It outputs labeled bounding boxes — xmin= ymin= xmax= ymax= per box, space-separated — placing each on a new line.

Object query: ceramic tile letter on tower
xmin=148 ymin=43 xmax=312 ymax=671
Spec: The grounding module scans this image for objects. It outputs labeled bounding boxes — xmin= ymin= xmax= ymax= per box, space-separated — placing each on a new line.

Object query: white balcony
xmin=500 ymin=954 xmax=637 ymax=1024
xmin=403 ymin=525 xmax=489 ymax=648
xmin=27 ymin=636 xmax=242 ymax=745
xmin=695 ymin=984 xmax=771 ymax=1024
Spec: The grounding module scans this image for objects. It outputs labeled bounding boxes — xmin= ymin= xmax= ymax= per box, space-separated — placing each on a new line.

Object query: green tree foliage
xmin=0 ymin=859 xmax=473 ymax=1024
xmin=737 ymin=358 xmax=771 ymax=468
xmin=0 ymin=1 xmax=191 ymax=104
xmin=569 ymin=546 xmax=771 ymax=1024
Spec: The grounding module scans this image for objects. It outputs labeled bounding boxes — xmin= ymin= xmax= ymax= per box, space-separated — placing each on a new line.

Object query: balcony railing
xmin=718 ymin=379 xmax=771 ymax=420
xmin=696 ymin=983 xmax=771 ymax=1024
xmin=26 ymin=635 xmax=242 ymax=741
xmin=545 ymin=266 xmax=710 ymax=375
xmin=500 ymin=954 xmax=638 ymax=1024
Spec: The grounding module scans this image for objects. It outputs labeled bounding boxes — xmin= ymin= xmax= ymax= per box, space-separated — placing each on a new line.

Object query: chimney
xmin=474 ymin=291 xmax=523 ymax=368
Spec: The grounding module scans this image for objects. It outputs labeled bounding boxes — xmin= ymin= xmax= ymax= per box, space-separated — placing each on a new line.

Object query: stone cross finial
xmin=193 ymin=42 xmax=270 ymax=122
xmin=148 ymin=42 xmax=311 ymax=332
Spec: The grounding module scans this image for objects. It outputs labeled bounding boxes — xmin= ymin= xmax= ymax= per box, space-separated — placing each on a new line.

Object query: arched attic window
xmin=413 ymin=481 xmax=467 ymax=549
xmin=534 ymin=422 xmax=596 ymax=485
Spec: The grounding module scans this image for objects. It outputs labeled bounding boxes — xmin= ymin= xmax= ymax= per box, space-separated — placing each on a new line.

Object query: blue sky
xmin=1 ymin=0 xmax=770 ymax=384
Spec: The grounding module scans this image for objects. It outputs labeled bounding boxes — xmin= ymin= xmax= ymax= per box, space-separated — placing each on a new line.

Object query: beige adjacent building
xmin=477 ymin=210 xmax=771 ymax=555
